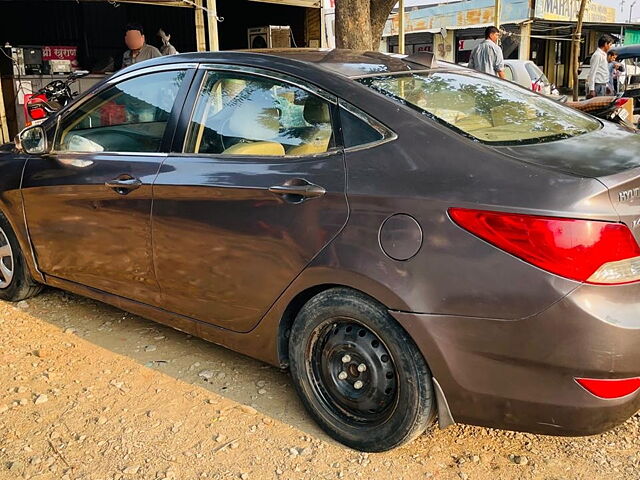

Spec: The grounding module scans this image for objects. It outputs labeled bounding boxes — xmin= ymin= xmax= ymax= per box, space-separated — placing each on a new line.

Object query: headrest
xmin=303 ymin=97 xmax=330 ymax=125
xmin=218 ymin=78 xmax=247 ymax=99
xmin=226 ymin=103 xmax=280 ymax=140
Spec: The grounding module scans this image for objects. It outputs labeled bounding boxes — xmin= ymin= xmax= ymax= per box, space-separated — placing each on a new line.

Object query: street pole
xmin=572 ymin=0 xmax=589 ymax=101
xmin=398 ymin=0 xmax=405 ymax=54
xmin=206 ymin=0 xmax=219 ymax=51
xmin=494 ymin=0 xmax=501 ymax=29
xmin=629 ymin=1 xmax=637 ymax=23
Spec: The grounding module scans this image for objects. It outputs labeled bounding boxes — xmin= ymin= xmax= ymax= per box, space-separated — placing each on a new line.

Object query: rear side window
xmin=339 ymin=107 xmax=384 ymax=148
xmin=184 ymin=70 xmax=335 ymax=157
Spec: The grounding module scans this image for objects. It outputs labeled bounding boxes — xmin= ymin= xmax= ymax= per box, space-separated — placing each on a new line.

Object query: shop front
xmin=383 ymin=0 xmax=531 ymax=62
xmin=0 ymin=0 xmax=323 ymax=141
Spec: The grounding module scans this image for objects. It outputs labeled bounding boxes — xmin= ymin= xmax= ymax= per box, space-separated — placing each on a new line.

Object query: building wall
xmin=0 ymin=0 xmax=197 ymax=71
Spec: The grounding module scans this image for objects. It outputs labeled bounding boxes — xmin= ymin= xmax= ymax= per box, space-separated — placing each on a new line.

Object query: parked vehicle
xmin=25 ymin=70 xmax=89 ymax=125
xmin=563 ymin=95 xmax=637 ymax=131
xmin=610 ymin=44 xmax=640 ymax=115
xmin=503 ymin=59 xmax=558 ymax=95
xmin=3 ymin=50 xmax=640 ymax=452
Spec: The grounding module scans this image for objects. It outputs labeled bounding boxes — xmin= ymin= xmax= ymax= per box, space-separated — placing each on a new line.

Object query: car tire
xmin=288 ymin=287 xmax=436 ymax=452
xmin=0 ymin=212 xmax=42 ymax=302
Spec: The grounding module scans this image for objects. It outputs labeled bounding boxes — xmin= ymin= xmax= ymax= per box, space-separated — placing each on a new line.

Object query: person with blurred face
xmin=122 ymin=23 xmax=161 ymax=69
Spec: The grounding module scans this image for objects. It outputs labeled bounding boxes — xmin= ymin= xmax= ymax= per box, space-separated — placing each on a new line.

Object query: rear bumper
xmin=391 ymin=283 xmax=640 ymax=436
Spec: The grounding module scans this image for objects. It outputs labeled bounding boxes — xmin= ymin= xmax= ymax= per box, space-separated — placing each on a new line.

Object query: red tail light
xmin=615 ymin=98 xmax=629 ymax=108
xmin=26 ymin=95 xmax=48 ymax=120
xmin=27 ymin=106 xmax=46 ymax=120
xmin=448 ymin=208 xmax=640 ymax=284
xmin=576 ymin=377 xmax=640 ymax=399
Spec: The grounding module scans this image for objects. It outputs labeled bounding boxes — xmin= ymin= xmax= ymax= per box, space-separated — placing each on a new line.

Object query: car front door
xmin=21 ymin=68 xmax=194 ymax=304
xmin=152 ymin=66 xmax=348 ymax=332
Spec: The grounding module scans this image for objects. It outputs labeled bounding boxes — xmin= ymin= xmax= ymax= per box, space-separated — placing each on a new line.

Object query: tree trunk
xmin=572 ymin=0 xmax=589 ymax=101
xmin=336 ymin=0 xmax=398 ymax=51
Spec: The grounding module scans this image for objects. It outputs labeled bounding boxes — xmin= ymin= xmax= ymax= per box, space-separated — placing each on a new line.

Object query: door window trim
xmin=52 ymin=66 xmax=195 ymax=155
xmin=338 ymin=100 xmax=397 ymax=153
xmin=198 ymin=64 xmax=338 ymax=105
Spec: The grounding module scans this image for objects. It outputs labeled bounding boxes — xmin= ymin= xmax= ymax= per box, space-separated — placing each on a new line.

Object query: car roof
xmin=114 ymin=49 xmax=449 ymax=80
xmin=611 ymin=44 xmax=640 ymax=59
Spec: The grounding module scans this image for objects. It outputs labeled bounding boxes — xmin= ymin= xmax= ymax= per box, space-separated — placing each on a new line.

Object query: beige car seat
xmin=287 ymin=97 xmax=332 ymax=156
xmin=222 ymin=102 xmax=285 ymax=156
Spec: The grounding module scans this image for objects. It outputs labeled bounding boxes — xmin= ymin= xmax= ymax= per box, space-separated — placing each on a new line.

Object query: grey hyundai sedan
xmin=2 ymin=49 xmax=639 ymax=452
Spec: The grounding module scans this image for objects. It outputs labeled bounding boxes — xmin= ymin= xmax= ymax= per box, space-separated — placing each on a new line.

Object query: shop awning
xmin=66 ymin=0 xmax=322 ymax=8
xmin=44 ymin=0 xmax=191 ymax=6
xmin=248 ymin=0 xmax=321 ymax=7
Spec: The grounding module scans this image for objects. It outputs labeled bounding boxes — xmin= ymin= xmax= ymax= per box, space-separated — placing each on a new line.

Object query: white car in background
xmin=503 ymin=60 xmax=557 ymax=95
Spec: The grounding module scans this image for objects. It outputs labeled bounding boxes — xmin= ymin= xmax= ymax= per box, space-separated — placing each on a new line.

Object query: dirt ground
xmin=0 ymin=289 xmax=639 ymax=480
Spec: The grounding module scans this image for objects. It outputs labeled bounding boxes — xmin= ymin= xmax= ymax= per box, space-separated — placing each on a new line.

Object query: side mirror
xmin=15 ymin=126 xmax=47 ymax=155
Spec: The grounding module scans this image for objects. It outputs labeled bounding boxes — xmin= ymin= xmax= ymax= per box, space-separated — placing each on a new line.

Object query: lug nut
xmin=338 ymin=371 xmax=348 ymax=380
xmin=357 ymin=363 xmax=367 ymax=373
xmin=353 ymin=380 xmax=364 ymax=390
xmin=341 ymin=354 xmax=351 ymax=363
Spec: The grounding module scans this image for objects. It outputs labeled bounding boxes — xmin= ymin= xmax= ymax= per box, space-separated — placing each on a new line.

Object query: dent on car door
xmin=152 ymin=67 xmax=349 ymax=332
xmin=21 ymin=68 xmax=195 ymax=304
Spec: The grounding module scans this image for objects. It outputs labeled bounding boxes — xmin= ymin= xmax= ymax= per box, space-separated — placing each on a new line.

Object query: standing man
xmin=587 ymin=34 xmax=614 ymax=98
xmin=468 ymin=26 xmax=506 ymax=79
xmin=122 ymin=23 xmax=162 ymax=69
xmin=607 ymin=50 xmax=624 ymax=94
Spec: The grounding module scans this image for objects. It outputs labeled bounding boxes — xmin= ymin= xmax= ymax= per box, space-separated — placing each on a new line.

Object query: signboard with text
xmin=534 ymin=0 xmax=616 ymax=23
xmin=383 ymin=0 xmax=529 ymax=36
xmin=42 ymin=46 xmax=79 ymax=70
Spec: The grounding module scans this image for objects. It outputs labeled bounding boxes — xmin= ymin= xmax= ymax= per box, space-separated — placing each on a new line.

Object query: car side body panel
xmin=0 ymin=153 xmax=43 ymax=282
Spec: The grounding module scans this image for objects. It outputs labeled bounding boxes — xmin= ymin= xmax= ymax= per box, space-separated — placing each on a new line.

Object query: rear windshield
xmin=358 ymin=71 xmax=600 ymax=145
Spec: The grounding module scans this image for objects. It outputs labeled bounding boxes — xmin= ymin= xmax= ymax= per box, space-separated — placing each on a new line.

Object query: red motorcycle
xmin=26 ymin=70 xmax=89 ymax=124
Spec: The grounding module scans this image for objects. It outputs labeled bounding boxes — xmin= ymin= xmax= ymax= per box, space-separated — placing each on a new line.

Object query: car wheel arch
xmin=0 ymin=204 xmax=42 ymax=283
xmin=276 ymin=283 xmax=424 ymax=369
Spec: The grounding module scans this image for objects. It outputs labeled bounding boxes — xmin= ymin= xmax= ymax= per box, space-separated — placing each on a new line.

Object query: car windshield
xmin=358 ymin=71 xmax=600 ymax=145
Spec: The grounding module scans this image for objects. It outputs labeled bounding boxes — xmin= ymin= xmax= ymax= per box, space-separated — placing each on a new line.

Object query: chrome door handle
xmin=105 ymin=176 xmax=142 ymax=195
xmin=269 ymin=179 xmax=326 ymax=203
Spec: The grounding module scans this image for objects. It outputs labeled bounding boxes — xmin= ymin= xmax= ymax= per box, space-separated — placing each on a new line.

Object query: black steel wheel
xmin=289 ymin=287 xmax=436 ymax=452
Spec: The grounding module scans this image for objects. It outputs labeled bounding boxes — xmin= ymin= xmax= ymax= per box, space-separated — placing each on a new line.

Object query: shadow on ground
xmin=19 ymin=287 xmax=329 ymax=440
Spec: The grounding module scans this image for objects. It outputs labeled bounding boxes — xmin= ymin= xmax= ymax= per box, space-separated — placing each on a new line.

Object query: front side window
xmin=56 ymin=70 xmax=186 ymax=153
xmin=359 ymin=72 xmax=600 ymax=145
xmin=184 ymin=71 xmax=335 ymax=157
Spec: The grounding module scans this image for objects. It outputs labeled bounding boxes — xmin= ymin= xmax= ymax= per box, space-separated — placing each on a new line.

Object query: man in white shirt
xmin=587 ymin=35 xmax=614 ymax=98
xmin=468 ymin=26 xmax=506 ymax=79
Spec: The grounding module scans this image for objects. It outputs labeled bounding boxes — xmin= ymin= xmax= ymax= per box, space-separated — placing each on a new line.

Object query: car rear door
xmin=151 ymin=66 xmax=348 ymax=332
xmin=21 ymin=67 xmax=195 ymax=305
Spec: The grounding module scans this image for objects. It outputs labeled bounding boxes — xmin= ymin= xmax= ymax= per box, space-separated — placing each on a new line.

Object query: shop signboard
xmin=383 ymin=0 xmax=529 ymax=36
xmin=42 ymin=46 xmax=79 ymax=69
xmin=626 ymin=29 xmax=640 ymax=45
xmin=534 ymin=0 xmax=616 ymax=23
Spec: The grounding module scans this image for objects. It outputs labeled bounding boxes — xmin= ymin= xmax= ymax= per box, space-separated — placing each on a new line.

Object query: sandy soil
xmin=0 ymin=289 xmax=638 ymax=480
